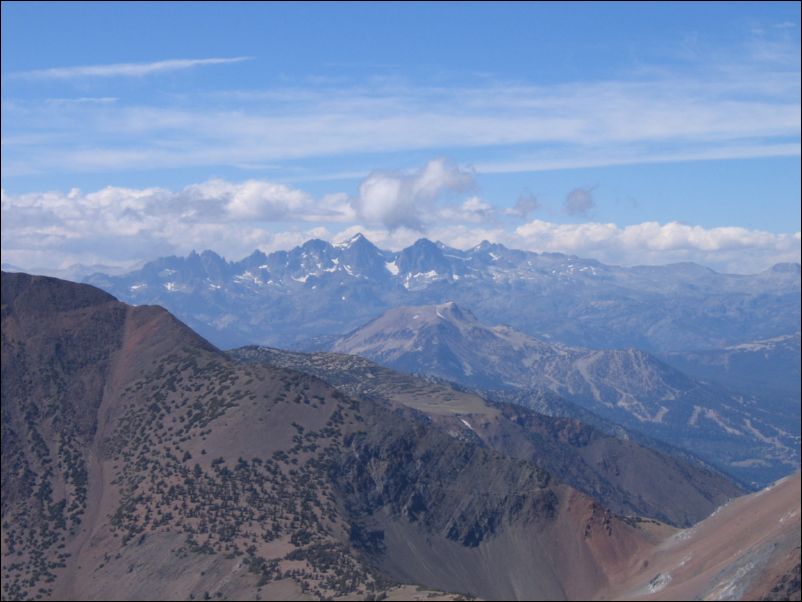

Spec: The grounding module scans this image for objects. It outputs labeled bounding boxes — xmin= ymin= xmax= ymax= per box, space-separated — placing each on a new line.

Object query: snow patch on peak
xmin=234 ymin=271 xmax=264 ymax=286
xmin=334 ymin=232 xmax=367 ymax=249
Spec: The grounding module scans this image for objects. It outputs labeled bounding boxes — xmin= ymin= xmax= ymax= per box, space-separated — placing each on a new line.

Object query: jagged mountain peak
xmin=397 ymin=238 xmax=452 ymax=277
xmin=472 ymin=239 xmax=507 ymax=253
xmin=333 ymin=231 xmax=377 ymax=250
xmin=84 ymin=234 xmax=800 ymax=357
xmin=240 ymin=248 xmax=267 ymax=262
xmin=399 ymin=238 xmax=442 ymax=259
xmin=435 ymin=299 xmax=468 ymax=317
xmin=409 ymin=237 xmax=439 ymax=250
xmin=300 ymin=237 xmax=334 ymax=252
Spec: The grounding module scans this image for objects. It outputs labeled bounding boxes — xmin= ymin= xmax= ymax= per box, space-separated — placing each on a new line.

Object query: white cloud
xmin=351 ymin=158 xmax=475 ymax=229
xmin=438 ymin=196 xmax=496 ymax=224
xmin=11 ymin=57 xmax=252 ymax=80
xmin=1 ymin=160 xmax=481 ymax=269
xmin=0 ymin=178 xmax=349 ymax=268
xmin=2 ymin=156 xmax=800 ymax=274
xmin=512 ymin=220 xmax=800 ymax=273
xmin=412 ymin=158 xmax=475 ymax=198
xmin=458 ymin=196 xmax=494 ymax=221
xmin=191 ymin=179 xmax=312 ymax=220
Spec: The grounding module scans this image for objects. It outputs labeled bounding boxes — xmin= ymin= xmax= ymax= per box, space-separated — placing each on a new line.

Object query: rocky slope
xmin=82 ymin=235 xmax=801 ymax=354
xmin=331 ymin=302 xmax=801 ymax=486
xmin=231 ymin=346 xmax=742 ymax=527
xmin=601 ymin=471 xmax=801 ymax=601
xmin=0 ymin=271 xmax=665 ymax=601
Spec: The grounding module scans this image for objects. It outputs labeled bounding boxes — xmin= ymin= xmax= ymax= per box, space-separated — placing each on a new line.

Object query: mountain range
xmin=3 ymin=271 xmax=799 ymax=601
xmin=73 ymin=234 xmax=802 ymax=487
xmin=330 ymin=302 xmax=801 ymax=486
xmin=81 ymin=234 xmax=801 ymax=354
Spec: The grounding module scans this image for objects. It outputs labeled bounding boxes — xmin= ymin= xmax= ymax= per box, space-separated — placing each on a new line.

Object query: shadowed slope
xmin=2 ymin=272 xmax=662 ymax=601
xmin=231 ymin=346 xmax=742 ymax=528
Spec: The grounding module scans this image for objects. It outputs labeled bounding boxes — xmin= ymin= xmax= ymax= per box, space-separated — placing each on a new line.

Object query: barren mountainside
xmin=0 ymin=272 xmax=659 ymax=601
xmin=331 ymin=302 xmax=801 ymax=487
xmin=231 ymin=345 xmax=742 ymax=527
xmin=2 ymin=272 xmax=798 ymax=601
xmin=604 ymin=471 xmax=801 ymax=601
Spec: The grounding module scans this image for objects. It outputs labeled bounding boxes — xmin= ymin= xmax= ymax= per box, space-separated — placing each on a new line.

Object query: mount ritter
xmin=2 ymin=235 xmax=800 ymax=601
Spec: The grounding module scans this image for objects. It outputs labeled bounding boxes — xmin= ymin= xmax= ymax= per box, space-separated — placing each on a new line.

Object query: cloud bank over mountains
xmin=2 ymin=158 xmax=799 ymax=274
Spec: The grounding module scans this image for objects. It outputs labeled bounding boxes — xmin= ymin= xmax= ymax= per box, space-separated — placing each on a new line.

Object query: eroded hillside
xmin=2 ymin=272 xmax=667 ymax=601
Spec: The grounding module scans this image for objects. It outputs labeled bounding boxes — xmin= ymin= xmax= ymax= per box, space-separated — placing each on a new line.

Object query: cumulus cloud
xmin=564 ymin=187 xmax=595 ymax=215
xmin=350 ymin=158 xmax=475 ymax=229
xmin=189 ymin=179 xmax=313 ymax=220
xmin=512 ymin=220 xmax=800 ymax=273
xmin=0 ymin=178 xmax=350 ymax=269
xmin=2 ymin=169 xmax=799 ymax=274
xmin=0 ymin=159 xmax=479 ymax=270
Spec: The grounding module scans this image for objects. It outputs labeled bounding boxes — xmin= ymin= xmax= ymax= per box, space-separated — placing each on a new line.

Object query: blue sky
xmin=1 ymin=2 xmax=800 ymax=272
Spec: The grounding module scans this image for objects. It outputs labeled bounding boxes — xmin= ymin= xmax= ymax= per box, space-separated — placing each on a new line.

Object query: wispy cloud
xmin=476 ymin=142 xmax=802 ymax=175
xmin=44 ymin=97 xmax=119 ymax=105
xmin=3 ymin=68 xmax=798 ymax=178
xmin=10 ymin=57 xmax=252 ymax=80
